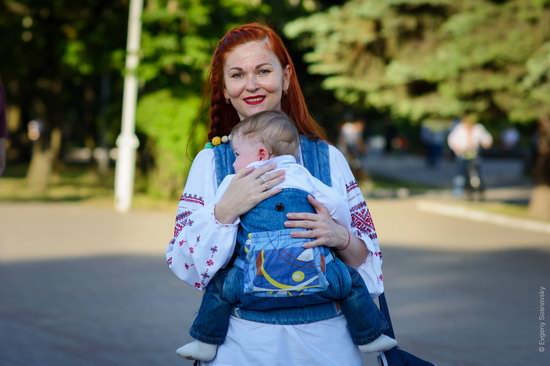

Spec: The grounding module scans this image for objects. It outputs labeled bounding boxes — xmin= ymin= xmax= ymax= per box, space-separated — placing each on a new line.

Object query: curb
xmin=416 ymin=200 xmax=550 ymax=236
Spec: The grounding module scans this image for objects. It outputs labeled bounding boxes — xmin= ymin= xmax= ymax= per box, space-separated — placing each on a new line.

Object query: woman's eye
xmin=230 ymin=73 xmax=243 ymax=79
xmin=258 ymin=69 xmax=271 ymax=76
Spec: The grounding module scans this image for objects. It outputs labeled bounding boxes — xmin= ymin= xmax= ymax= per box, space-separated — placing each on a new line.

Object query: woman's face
xmin=223 ymin=40 xmax=291 ymax=120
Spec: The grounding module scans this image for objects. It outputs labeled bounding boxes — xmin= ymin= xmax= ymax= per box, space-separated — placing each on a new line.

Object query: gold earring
xmin=283 ymin=89 xmax=288 ymax=96
xmin=225 ymin=98 xmax=230 ymax=104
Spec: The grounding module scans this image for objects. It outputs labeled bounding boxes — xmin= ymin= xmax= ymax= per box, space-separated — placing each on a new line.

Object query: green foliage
xmin=136 ymin=89 xmax=205 ymax=198
xmin=0 ymin=0 xmax=129 ymax=148
xmin=286 ymin=0 xmax=550 ymax=125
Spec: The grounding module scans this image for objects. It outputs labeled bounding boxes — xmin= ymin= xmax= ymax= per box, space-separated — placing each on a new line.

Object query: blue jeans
xmin=453 ymin=157 xmax=485 ymax=196
xmin=189 ymin=257 xmax=388 ymax=345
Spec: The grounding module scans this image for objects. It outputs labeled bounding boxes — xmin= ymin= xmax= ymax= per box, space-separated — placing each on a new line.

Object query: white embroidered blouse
xmin=166 ymin=144 xmax=384 ymax=297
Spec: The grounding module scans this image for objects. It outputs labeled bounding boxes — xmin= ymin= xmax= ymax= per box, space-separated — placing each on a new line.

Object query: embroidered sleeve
xmin=328 ymin=145 xmax=384 ymax=297
xmin=165 ymin=149 xmax=239 ymax=290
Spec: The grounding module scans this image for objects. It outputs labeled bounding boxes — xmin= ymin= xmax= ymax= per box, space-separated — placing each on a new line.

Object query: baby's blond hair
xmin=230 ymin=111 xmax=299 ymax=158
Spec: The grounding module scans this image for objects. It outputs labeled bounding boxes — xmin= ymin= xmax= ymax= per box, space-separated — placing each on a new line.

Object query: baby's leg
xmin=339 ymin=265 xmax=397 ymax=353
xmin=177 ymin=268 xmax=235 ymax=361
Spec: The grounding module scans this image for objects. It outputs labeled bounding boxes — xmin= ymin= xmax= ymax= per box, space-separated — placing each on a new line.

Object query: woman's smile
xmin=243 ymin=95 xmax=266 ymax=105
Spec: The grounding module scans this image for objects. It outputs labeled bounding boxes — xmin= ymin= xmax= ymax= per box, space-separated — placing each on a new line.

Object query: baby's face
xmin=232 ymin=135 xmax=262 ymax=172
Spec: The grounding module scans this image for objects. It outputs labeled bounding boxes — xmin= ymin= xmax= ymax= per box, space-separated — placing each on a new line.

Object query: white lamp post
xmin=114 ymin=0 xmax=143 ymax=212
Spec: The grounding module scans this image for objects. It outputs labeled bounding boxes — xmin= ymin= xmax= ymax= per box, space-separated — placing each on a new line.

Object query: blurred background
xmin=1 ymin=1 xmax=549 ymax=365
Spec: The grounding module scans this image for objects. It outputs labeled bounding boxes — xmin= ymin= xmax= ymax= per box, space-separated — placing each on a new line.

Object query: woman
xmin=166 ymin=23 xmax=384 ymax=365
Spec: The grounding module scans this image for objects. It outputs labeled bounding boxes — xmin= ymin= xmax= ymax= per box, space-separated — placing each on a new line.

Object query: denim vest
xmin=213 ymin=136 xmax=342 ymax=325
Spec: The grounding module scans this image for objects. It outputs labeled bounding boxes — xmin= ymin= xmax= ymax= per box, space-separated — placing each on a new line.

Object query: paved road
xmin=363 ymin=154 xmax=530 ymax=189
xmin=1 ymin=200 xmax=548 ymax=366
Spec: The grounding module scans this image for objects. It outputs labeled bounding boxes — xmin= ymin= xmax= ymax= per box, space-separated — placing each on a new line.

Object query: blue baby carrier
xmin=215 ymin=136 xmax=334 ymax=299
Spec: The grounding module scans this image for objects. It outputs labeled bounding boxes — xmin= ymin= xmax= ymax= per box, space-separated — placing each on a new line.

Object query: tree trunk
xmin=528 ymin=116 xmax=550 ymax=220
xmin=26 ymin=128 xmax=62 ymax=191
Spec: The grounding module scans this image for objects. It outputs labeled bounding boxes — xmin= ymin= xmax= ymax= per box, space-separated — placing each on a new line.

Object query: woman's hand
xmin=284 ymin=195 xmax=348 ymax=249
xmin=285 ymin=195 xmax=368 ymax=267
xmin=214 ymin=163 xmax=285 ymax=224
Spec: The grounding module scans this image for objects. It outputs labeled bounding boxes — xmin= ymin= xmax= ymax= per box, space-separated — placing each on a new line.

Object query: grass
xmin=451 ymin=200 xmax=533 ymax=220
xmin=360 ymin=174 xmax=437 ymax=199
xmin=366 ymin=175 xmax=434 ymax=192
xmin=360 ymin=173 xmax=547 ymax=222
xmin=0 ymin=164 xmax=177 ymax=212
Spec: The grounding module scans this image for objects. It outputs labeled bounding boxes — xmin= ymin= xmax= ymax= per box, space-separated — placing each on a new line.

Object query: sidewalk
xmin=364 ymin=153 xmax=530 ymax=189
xmin=363 ymin=153 xmax=533 ymax=202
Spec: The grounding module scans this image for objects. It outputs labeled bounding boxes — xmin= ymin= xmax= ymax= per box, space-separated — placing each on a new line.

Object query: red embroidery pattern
xmin=200 ymin=271 xmax=210 ymax=281
xmin=346 ymin=180 xmax=359 ymax=193
xmin=350 ymin=201 xmax=378 ymax=240
xmin=174 ymin=211 xmax=193 ymax=237
xmin=378 ymin=274 xmax=384 ymax=281
xmin=180 ymin=193 xmax=205 ymax=206
xmin=199 ymin=245 xmax=219 ymax=287
xmin=167 ymin=257 xmax=173 ymax=266
xmin=194 ymin=282 xmax=202 ymax=289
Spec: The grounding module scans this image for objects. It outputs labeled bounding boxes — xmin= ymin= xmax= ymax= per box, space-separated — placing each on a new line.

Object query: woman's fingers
xmin=261 ymin=186 xmax=283 ymax=199
xmin=235 ymin=165 xmax=255 ymax=178
xmin=266 ymin=174 xmax=285 ymax=190
xmin=250 ymin=163 xmax=277 ymax=179
xmin=307 ymin=194 xmax=330 ymax=216
xmin=291 ymin=229 xmax=325 ymax=249
xmin=286 ymin=212 xmax=319 ymax=221
xmin=284 ymin=219 xmax=317 ymax=229
xmin=303 ymin=239 xmax=324 ymax=249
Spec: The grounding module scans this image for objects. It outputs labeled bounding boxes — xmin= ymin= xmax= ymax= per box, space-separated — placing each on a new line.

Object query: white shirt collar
xmin=247 ymin=155 xmax=297 ymax=170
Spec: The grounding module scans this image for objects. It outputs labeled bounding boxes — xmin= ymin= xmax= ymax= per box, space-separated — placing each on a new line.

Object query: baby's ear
xmin=258 ymin=147 xmax=270 ymax=161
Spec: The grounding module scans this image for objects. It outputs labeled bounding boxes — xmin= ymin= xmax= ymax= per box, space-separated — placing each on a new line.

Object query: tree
xmin=0 ymin=0 xmax=129 ymax=188
xmin=286 ymin=0 xmax=550 ymax=219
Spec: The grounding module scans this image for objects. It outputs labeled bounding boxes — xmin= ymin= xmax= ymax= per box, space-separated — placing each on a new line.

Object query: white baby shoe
xmin=176 ymin=340 xmax=218 ymax=361
xmin=358 ymin=334 xmax=397 ymax=354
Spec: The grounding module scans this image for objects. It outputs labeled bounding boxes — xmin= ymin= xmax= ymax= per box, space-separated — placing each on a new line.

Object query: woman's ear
xmin=258 ymin=147 xmax=270 ymax=161
xmin=283 ymin=65 xmax=291 ymax=92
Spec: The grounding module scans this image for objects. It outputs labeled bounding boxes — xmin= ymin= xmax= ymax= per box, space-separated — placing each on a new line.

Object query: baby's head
xmin=230 ymin=110 xmax=299 ymax=172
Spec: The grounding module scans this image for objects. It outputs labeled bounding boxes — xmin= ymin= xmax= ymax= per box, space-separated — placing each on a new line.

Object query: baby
xmin=177 ymin=110 xmax=396 ymax=361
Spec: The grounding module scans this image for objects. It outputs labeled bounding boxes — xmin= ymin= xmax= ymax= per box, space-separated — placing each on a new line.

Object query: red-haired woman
xmin=166 ymin=23 xmax=384 ymax=365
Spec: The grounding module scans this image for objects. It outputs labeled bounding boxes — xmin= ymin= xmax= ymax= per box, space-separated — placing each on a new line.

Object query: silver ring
xmin=259 ymin=176 xmax=267 ymax=185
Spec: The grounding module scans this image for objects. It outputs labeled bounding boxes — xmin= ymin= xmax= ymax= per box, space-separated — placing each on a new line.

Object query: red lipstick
xmin=243 ymin=95 xmax=266 ymax=105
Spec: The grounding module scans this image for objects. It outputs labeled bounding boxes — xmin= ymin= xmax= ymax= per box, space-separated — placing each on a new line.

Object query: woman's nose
xmin=245 ymin=75 xmax=259 ymax=92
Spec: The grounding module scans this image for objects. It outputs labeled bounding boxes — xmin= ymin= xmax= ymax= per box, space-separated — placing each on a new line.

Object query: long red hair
xmin=206 ymin=22 xmax=326 ymax=141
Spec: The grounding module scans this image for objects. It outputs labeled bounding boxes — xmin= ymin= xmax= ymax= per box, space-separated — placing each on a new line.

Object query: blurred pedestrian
xmin=0 ymin=81 xmax=8 ymax=176
xmin=501 ymin=125 xmax=520 ymax=152
xmin=447 ymin=115 xmax=493 ymax=200
xmin=383 ymin=118 xmax=398 ymax=153
xmin=338 ymin=119 xmax=366 ymax=176
xmin=420 ymin=122 xmax=445 ymax=168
